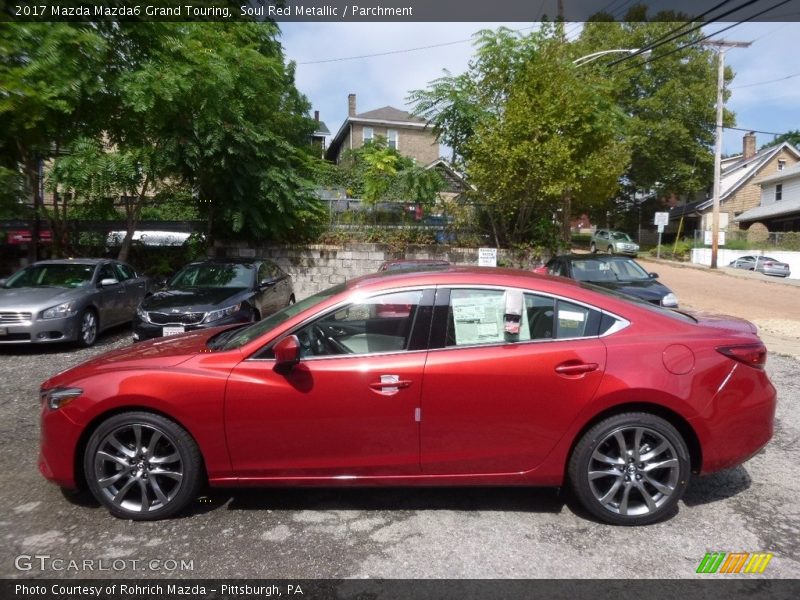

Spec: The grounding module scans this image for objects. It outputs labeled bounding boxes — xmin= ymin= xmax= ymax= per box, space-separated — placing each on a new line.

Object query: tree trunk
xmin=117 ymin=174 xmax=151 ymax=263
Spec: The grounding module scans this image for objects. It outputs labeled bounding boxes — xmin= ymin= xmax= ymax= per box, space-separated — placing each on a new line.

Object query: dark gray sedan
xmin=729 ymin=255 xmax=791 ymax=278
xmin=0 ymin=259 xmax=152 ymax=346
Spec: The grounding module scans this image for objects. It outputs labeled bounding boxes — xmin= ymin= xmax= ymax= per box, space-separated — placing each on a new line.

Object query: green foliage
xmin=760 ymin=130 xmax=800 ymax=151
xmin=649 ymin=239 xmax=693 ymax=261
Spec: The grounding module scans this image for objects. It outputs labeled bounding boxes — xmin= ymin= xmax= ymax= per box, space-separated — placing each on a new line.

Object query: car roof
xmin=33 ymin=258 xmax=107 ymax=266
xmin=551 ymin=254 xmax=640 ymax=263
xmin=186 ymin=258 xmax=262 ymax=266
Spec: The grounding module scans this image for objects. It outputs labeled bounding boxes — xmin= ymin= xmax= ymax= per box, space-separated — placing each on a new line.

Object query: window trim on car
xmin=246 ymin=285 xmax=437 ymax=361
xmin=426 ymin=284 xmax=630 ymax=352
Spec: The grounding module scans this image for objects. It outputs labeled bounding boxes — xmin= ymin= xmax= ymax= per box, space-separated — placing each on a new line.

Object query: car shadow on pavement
xmin=193 ymin=486 xmax=567 ymax=516
xmin=682 ymin=465 xmax=752 ymax=507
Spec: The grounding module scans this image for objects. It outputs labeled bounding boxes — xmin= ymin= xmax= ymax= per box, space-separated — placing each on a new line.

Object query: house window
xmin=778 ymin=159 xmax=786 ymax=171
xmin=387 ymin=129 xmax=398 ymax=150
xmin=776 ymin=184 xmax=783 ymax=201
xmin=362 ymin=127 xmax=373 ymax=144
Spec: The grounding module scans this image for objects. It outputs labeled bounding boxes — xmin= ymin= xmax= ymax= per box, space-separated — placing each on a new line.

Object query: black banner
xmin=3 ymin=579 xmax=800 ymax=600
xmin=3 ymin=0 xmax=800 ymax=23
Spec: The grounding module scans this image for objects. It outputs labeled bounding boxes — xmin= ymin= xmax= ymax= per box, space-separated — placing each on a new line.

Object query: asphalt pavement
xmin=1 ymin=326 xmax=798 ymax=579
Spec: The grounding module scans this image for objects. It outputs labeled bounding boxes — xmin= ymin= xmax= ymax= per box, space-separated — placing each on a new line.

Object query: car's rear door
xmin=419 ymin=287 xmax=607 ymax=475
xmin=224 ymin=288 xmax=434 ymax=477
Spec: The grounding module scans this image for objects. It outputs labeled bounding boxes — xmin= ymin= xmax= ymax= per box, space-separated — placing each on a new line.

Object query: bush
xmin=649 ymin=239 xmax=693 ymax=261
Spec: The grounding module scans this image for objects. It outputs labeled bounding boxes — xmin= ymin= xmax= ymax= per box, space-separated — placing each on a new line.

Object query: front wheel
xmin=568 ymin=413 xmax=691 ymax=526
xmin=607 ymin=245 xmax=615 ymax=255
xmin=590 ymin=243 xmax=597 ymax=253
xmin=76 ymin=309 xmax=98 ymax=348
xmin=83 ymin=412 xmax=203 ymax=520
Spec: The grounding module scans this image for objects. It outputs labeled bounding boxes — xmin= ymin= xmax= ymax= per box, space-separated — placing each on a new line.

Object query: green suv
xmin=590 ymin=229 xmax=640 ymax=256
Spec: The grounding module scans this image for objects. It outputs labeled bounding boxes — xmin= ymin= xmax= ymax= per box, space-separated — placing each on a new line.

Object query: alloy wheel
xmin=80 ymin=311 xmax=97 ymax=346
xmin=91 ymin=423 xmax=184 ymax=514
xmin=587 ymin=426 xmax=680 ymax=517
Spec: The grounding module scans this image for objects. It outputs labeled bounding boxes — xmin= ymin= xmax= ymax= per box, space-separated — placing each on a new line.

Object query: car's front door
xmin=419 ymin=287 xmax=607 ymax=475
xmin=94 ymin=263 xmax=126 ymax=326
xmin=224 ymin=288 xmax=434 ymax=477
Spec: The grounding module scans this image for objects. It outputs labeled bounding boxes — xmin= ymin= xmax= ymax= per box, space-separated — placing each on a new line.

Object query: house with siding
xmin=735 ymin=162 xmax=800 ymax=232
xmin=325 ymin=94 xmax=440 ymax=166
xmin=669 ymin=132 xmax=800 ymax=233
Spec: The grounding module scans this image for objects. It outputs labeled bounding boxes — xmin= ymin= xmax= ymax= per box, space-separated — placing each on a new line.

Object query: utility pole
xmin=702 ymin=39 xmax=751 ymax=269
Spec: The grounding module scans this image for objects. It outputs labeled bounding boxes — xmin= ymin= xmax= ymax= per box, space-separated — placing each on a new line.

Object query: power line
xmin=725 ymin=126 xmax=794 ymax=137
xmin=295 ymin=25 xmax=539 ymax=65
xmin=731 ymin=70 xmax=800 ymax=89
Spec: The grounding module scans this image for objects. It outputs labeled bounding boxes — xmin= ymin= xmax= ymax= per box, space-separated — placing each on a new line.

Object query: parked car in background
xmin=538 ymin=254 xmax=679 ymax=307
xmin=729 ymin=255 xmax=791 ymax=278
xmin=133 ymin=259 xmax=294 ymax=342
xmin=379 ymin=259 xmax=451 ymax=271
xmin=40 ymin=267 xmax=775 ymax=525
xmin=590 ymin=229 xmax=640 ymax=256
xmin=0 ymin=259 xmax=152 ymax=346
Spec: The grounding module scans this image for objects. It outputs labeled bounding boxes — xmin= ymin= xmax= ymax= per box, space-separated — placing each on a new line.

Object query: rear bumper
xmin=691 ymin=367 xmax=777 ymax=474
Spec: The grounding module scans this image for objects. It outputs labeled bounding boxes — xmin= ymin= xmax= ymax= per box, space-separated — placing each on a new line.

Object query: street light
xmin=573 ymin=48 xmax=651 ymax=66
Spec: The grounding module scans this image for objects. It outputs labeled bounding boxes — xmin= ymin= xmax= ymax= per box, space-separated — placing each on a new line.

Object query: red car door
xmin=420 ymin=288 xmax=607 ymax=475
xmin=224 ymin=289 xmax=433 ymax=478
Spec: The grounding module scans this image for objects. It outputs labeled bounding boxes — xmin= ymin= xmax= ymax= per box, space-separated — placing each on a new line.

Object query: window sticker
xmin=452 ymin=293 xmax=504 ymax=345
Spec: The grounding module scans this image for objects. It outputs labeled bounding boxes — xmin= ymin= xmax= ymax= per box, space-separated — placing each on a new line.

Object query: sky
xmin=279 ymin=21 xmax=799 ymax=157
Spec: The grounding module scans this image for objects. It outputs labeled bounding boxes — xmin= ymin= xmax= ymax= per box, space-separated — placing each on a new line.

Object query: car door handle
xmin=370 ymin=380 xmax=412 ymax=390
xmin=555 ymin=362 xmax=599 ymax=376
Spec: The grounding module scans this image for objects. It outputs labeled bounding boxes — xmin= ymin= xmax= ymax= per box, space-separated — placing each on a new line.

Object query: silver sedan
xmin=729 ymin=255 xmax=791 ymax=278
xmin=0 ymin=259 xmax=152 ymax=346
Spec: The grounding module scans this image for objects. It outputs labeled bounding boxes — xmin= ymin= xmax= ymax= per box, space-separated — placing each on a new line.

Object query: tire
xmin=568 ymin=412 xmax=691 ymax=526
xmin=76 ymin=309 xmax=98 ymax=348
xmin=287 ymin=294 xmax=296 ymax=306
xmin=590 ymin=243 xmax=597 ymax=253
xmin=83 ymin=411 xmax=203 ymax=520
xmin=248 ymin=306 xmax=260 ymax=322
xmin=607 ymin=245 xmax=615 ymax=255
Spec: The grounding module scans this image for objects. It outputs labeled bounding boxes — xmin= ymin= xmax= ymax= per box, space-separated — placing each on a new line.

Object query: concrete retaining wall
xmin=691 ymin=248 xmax=800 ymax=279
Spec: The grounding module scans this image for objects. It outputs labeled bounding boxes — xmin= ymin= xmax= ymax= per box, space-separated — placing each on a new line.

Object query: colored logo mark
xmin=696 ymin=552 xmax=773 ymax=574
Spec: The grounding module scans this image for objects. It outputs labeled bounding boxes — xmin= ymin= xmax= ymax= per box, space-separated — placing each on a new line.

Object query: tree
xmin=467 ymin=29 xmax=629 ymax=247
xmin=577 ymin=13 xmax=732 ymax=216
xmin=761 ymin=129 xmax=800 ymax=150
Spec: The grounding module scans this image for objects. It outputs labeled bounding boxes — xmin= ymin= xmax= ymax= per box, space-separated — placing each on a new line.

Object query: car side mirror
xmin=156 ymin=278 xmax=167 ymax=288
xmin=274 ymin=335 xmax=301 ymax=371
xmin=259 ymin=278 xmax=277 ymax=289
xmin=648 ymin=272 xmax=659 ymax=279
xmin=99 ymin=278 xmax=119 ymax=287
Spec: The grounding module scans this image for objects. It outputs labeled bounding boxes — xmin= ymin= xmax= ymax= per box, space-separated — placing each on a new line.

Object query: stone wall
xmin=214 ymin=242 xmax=537 ymax=300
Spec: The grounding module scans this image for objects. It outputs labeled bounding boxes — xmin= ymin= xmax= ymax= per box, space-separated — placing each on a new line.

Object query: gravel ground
xmin=0 ymin=320 xmax=798 ymax=580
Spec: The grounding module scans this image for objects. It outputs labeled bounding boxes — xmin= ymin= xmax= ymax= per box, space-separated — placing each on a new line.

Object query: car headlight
xmin=661 ymin=293 xmax=679 ymax=308
xmin=41 ymin=387 xmax=83 ymax=410
xmin=136 ymin=306 xmax=149 ymax=322
xmin=40 ymin=302 xmax=77 ymax=320
xmin=204 ymin=303 xmax=242 ymax=323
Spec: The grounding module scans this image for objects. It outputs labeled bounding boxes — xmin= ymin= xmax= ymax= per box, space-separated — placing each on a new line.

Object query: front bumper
xmin=132 ymin=311 xmax=250 ymax=342
xmin=39 ymin=399 xmax=83 ymax=488
xmin=0 ymin=313 xmax=80 ymax=344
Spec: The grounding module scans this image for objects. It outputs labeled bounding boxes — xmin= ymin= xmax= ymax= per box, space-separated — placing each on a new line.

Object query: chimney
xmin=743 ymin=131 xmax=756 ymax=160
xmin=314 ymin=110 xmax=319 ymax=122
xmin=348 ymin=93 xmax=356 ymax=117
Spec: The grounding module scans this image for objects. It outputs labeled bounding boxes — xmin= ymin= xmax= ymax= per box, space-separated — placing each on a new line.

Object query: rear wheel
xmin=607 ymin=245 xmax=615 ymax=255
xmin=83 ymin=412 xmax=203 ymax=520
xmin=590 ymin=243 xmax=597 ymax=253
xmin=568 ymin=412 xmax=690 ymax=526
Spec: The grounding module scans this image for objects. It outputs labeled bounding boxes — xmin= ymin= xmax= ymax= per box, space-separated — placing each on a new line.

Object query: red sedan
xmin=39 ymin=267 xmax=776 ymax=525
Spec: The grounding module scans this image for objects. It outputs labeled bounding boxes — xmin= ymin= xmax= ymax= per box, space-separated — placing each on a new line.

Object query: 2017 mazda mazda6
xmin=39 ymin=267 xmax=776 ymax=525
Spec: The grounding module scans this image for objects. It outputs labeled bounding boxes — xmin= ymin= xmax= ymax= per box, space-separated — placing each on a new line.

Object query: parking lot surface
xmin=1 ymin=263 xmax=799 ymax=579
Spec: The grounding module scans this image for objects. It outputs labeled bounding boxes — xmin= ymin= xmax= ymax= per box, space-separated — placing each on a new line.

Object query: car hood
xmin=41 ymin=328 xmax=228 ymax=388
xmin=0 ymin=286 xmax=85 ymax=310
xmin=142 ymin=287 xmax=248 ymax=312
xmin=584 ymin=279 xmax=670 ymax=303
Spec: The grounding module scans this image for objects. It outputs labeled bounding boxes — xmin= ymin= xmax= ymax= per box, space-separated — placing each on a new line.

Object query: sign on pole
xmin=654 ymin=212 xmax=669 ymax=259
xmin=478 ymin=247 xmax=497 ymax=267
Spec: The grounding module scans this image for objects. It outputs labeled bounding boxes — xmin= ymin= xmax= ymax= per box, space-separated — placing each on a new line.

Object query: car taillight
xmin=717 ymin=344 xmax=767 ymax=369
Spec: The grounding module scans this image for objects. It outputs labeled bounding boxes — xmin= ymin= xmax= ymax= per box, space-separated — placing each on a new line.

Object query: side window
xmin=292 ymin=290 xmax=425 ymax=358
xmin=98 ymin=264 xmax=117 ymax=282
xmin=556 ymin=300 xmax=602 ymax=339
xmin=547 ymin=261 xmax=564 ymax=277
xmin=114 ymin=263 xmax=135 ymax=281
xmin=524 ymin=293 xmax=555 ymax=340
xmin=446 ymin=289 xmax=532 ymax=347
xmin=257 ymin=262 xmax=269 ymax=284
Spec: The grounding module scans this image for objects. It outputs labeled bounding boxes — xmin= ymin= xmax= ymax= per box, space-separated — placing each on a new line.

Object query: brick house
xmin=324 ymin=94 xmax=440 ymax=165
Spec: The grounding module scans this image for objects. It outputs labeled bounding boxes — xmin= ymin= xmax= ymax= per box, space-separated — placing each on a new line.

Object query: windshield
xmin=210 ymin=282 xmax=347 ymax=350
xmin=4 ymin=263 xmax=95 ymax=289
xmin=611 ymin=232 xmax=632 ymax=242
xmin=571 ymin=258 xmax=650 ymax=283
xmin=169 ymin=263 xmax=254 ymax=288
